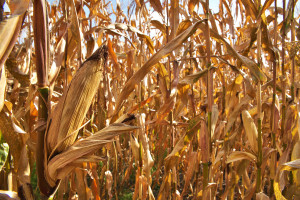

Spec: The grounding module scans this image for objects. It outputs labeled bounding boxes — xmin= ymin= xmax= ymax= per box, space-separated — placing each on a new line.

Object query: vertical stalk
xmin=203 ymin=0 xmax=212 ymax=192
xmin=270 ymin=0 xmax=278 ymax=196
xmin=291 ymin=0 xmax=295 ymax=101
xmin=33 ymin=0 xmax=54 ymax=196
xmin=256 ymin=1 xmax=262 ymax=193
xmin=281 ymin=0 xmax=286 ymax=137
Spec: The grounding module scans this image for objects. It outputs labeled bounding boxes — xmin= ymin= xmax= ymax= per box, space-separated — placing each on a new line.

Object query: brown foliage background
xmin=1 ymin=0 xmax=300 ymax=199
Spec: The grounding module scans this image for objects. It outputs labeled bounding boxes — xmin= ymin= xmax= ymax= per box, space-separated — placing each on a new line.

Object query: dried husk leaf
xmin=242 ymin=110 xmax=258 ymax=153
xmin=211 ymin=104 xmax=219 ymax=138
xmin=130 ymin=134 xmax=140 ymax=161
xmin=45 ymin=44 xmax=108 ymax=157
xmin=46 ymin=123 xmax=138 ymax=186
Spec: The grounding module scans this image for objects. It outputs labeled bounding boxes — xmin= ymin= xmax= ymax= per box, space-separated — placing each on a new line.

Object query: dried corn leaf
xmin=151 ymin=20 xmax=167 ymax=34
xmin=46 ymin=123 xmax=138 ymax=186
xmin=274 ymin=159 xmax=300 ymax=200
xmin=292 ymin=140 xmax=300 ymax=185
xmin=211 ymin=104 xmax=218 ymax=138
xmin=6 ymin=0 xmax=29 ymax=15
xmin=106 ymin=23 xmax=154 ymax=53
xmin=256 ymin=192 xmax=270 ymax=200
xmin=242 ymin=110 xmax=258 ymax=153
xmin=113 ymin=19 xmax=207 ymax=116
xmin=226 ymin=151 xmax=256 ymax=163
xmin=165 ymin=117 xmax=202 ymax=171
xmin=176 ymin=19 xmax=192 ymax=36
xmin=225 ymin=95 xmax=251 ymax=134
xmin=188 ymin=0 xmax=200 ymax=15
xmin=149 ymin=0 xmax=163 ymax=15
xmin=0 ymin=106 xmax=22 ymax=168
xmin=179 ymin=66 xmax=216 ymax=85
xmin=46 ymin=44 xmax=108 ymax=156
xmin=199 ymin=23 xmax=267 ymax=82
xmin=0 ymin=14 xmax=24 ymax=66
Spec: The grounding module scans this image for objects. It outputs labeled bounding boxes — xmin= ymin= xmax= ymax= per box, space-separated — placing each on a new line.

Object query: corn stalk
xmin=32 ymin=0 xmax=53 ymax=196
xmin=256 ymin=2 xmax=262 ymax=192
xmin=203 ymin=0 xmax=212 ymax=195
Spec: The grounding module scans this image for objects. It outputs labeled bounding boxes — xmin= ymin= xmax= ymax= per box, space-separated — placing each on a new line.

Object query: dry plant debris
xmin=0 ymin=0 xmax=300 ymax=199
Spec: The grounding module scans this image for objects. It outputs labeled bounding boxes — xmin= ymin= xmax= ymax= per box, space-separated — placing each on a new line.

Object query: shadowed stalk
xmin=204 ymin=0 xmax=212 ymax=194
xmin=291 ymin=0 xmax=295 ymax=101
xmin=270 ymin=0 xmax=278 ymax=196
xmin=281 ymin=0 xmax=286 ymax=138
xmin=256 ymin=1 xmax=262 ymax=193
xmin=33 ymin=0 xmax=54 ymax=196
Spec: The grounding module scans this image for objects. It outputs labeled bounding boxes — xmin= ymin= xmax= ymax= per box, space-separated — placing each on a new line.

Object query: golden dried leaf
xmin=211 ymin=104 xmax=218 ymax=138
xmin=0 ymin=15 xmax=24 ymax=65
xmin=0 ymin=106 xmax=22 ymax=169
xmin=188 ymin=0 xmax=199 ymax=15
xmin=46 ymin=123 xmax=138 ymax=185
xmin=200 ymin=23 xmax=267 ymax=82
xmin=176 ymin=20 xmax=192 ymax=36
xmin=165 ymin=117 xmax=202 ymax=171
xmin=151 ymin=20 xmax=167 ymax=34
xmin=226 ymin=151 xmax=256 ymax=163
xmin=149 ymin=0 xmax=163 ymax=15
xmin=256 ymin=192 xmax=270 ymax=200
xmin=242 ymin=110 xmax=258 ymax=153
xmin=292 ymin=141 xmax=300 ymax=186
xmin=113 ymin=19 xmax=207 ymax=116
xmin=6 ymin=0 xmax=29 ymax=15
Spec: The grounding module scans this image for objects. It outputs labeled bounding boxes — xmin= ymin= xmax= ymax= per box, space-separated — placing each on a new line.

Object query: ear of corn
xmin=45 ymin=44 xmax=108 ymax=158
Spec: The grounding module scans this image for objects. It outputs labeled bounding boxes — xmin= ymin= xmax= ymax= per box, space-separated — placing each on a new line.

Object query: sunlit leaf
xmin=113 ymin=19 xmax=207 ymax=116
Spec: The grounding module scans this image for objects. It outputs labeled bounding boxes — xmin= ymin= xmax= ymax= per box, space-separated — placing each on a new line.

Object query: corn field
xmin=0 ymin=0 xmax=300 ymax=199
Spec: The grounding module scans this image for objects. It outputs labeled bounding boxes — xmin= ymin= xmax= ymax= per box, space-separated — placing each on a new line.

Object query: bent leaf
xmin=113 ymin=19 xmax=207 ymax=116
xmin=226 ymin=151 xmax=256 ymax=163
xmin=46 ymin=123 xmax=138 ymax=186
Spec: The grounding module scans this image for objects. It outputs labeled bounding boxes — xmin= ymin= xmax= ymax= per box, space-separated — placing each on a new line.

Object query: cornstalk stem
xmin=270 ymin=0 xmax=278 ymax=196
xmin=256 ymin=1 xmax=262 ymax=191
xmin=291 ymin=0 xmax=295 ymax=100
xmin=281 ymin=0 xmax=286 ymax=137
xmin=203 ymin=0 xmax=212 ymax=192
xmin=33 ymin=0 xmax=55 ymax=196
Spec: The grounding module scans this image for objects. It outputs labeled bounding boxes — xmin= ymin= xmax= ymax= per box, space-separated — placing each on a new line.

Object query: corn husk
xmin=45 ymin=44 xmax=108 ymax=158
xmin=46 ymin=123 xmax=138 ymax=186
